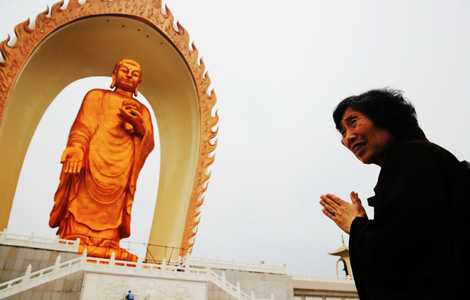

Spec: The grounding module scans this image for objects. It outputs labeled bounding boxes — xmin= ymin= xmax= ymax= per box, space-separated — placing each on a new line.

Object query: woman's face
xmin=339 ymin=107 xmax=394 ymax=166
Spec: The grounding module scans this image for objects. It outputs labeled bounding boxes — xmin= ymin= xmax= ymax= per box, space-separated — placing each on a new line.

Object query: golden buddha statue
xmin=49 ymin=59 xmax=154 ymax=261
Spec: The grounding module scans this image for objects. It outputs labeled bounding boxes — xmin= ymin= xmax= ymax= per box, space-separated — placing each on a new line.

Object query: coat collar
xmin=368 ymin=126 xmax=427 ymax=207
xmin=391 ymin=126 xmax=428 ymax=146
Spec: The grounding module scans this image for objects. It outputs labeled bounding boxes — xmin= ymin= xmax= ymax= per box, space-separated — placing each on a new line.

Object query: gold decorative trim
xmin=0 ymin=0 xmax=218 ymax=257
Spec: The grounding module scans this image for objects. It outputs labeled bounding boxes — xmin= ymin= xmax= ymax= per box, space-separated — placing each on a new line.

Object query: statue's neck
xmin=113 ymin=88 xmax=133 ymax=97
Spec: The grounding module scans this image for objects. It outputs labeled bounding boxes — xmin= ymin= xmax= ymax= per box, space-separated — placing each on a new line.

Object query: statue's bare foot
xmin=94 ymin=240 xmax=138 ymax=261
xmin=114 ymin=248 xmax=138 ymax=262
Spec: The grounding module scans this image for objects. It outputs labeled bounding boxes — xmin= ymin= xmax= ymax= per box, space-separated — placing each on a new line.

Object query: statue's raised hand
xmin=118 ymin=105 xmax=145 ymax=137
xmin=61 ymin=147 xmax=84 ymax=174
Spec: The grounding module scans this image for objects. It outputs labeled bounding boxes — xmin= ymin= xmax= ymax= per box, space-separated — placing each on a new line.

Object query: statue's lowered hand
xmin=61 ymin=147 xmax=84 ymax=174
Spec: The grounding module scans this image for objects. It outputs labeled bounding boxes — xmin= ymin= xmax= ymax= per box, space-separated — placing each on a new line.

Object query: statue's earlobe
xmin=133 ymin=81 xmax=141 ymax=97
xmin=110 ymin=73 xmax=117 ymax=89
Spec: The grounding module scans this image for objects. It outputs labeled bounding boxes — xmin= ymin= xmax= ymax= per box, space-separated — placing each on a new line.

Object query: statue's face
xmin=115 ymin=62 xmax=142 ymax=93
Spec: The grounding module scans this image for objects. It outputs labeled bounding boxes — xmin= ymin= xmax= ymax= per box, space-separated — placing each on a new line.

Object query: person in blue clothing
xmin=126 ymin=291 xmax=134 ymax=300
xmin=319 ymin=88 xmax=469 ymax=299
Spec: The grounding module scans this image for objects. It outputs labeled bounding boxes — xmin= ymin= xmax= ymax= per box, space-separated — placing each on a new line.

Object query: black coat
xmin=349 ymin=127 xmax=469 ymax=299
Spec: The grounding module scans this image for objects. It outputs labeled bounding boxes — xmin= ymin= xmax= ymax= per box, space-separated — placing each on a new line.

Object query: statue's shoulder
xmin=84 ymin=88 xmax=108 ymax=99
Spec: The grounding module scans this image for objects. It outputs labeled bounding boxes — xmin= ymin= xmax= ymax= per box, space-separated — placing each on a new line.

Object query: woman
xmin=319 ymin=89 xmax=469 ymax=299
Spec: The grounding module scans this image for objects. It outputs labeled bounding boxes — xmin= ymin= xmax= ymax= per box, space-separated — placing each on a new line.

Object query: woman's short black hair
xmin=333 ymin=88 xmax=419 ymax=136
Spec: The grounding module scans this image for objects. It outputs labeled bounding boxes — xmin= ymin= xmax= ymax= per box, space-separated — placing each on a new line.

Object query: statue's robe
xmin=49 ymin=89 xmax=154 ymax=242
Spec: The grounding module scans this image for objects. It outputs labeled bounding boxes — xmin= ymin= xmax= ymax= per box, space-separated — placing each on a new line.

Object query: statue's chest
xmin=105 ymin=97 xmax=124 ymax=113
xmin=99 ymin=98 xmax=126 ymax=129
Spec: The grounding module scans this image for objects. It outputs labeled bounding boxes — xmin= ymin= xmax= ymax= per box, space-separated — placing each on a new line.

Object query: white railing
xmin=0 ymin=251 xmax=271 ymax=300
xmin=185 ymin=255 xmax=287 ymax=275
xmin=291 ymin=272 xmax=355 ymax=284
xmin=0 ymin=251 xmax=86 ymax=299
xmin=209 ymin=270 xmax=273 ymax=300
xmin=0 ymin=229 xmax=79 ymax=252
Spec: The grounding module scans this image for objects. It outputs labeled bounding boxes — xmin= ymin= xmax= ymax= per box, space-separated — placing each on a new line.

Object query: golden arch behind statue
xmin=0 ymin=0 xmax=218 ymax=261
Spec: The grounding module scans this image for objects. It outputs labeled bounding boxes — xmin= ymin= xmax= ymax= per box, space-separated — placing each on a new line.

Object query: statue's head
xmin=111 ymin=59 xmax=142 ymax=96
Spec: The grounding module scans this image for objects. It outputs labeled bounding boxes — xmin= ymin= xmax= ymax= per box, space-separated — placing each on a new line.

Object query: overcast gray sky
xmin=1 ymin=0 xmax=470 ymax=276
